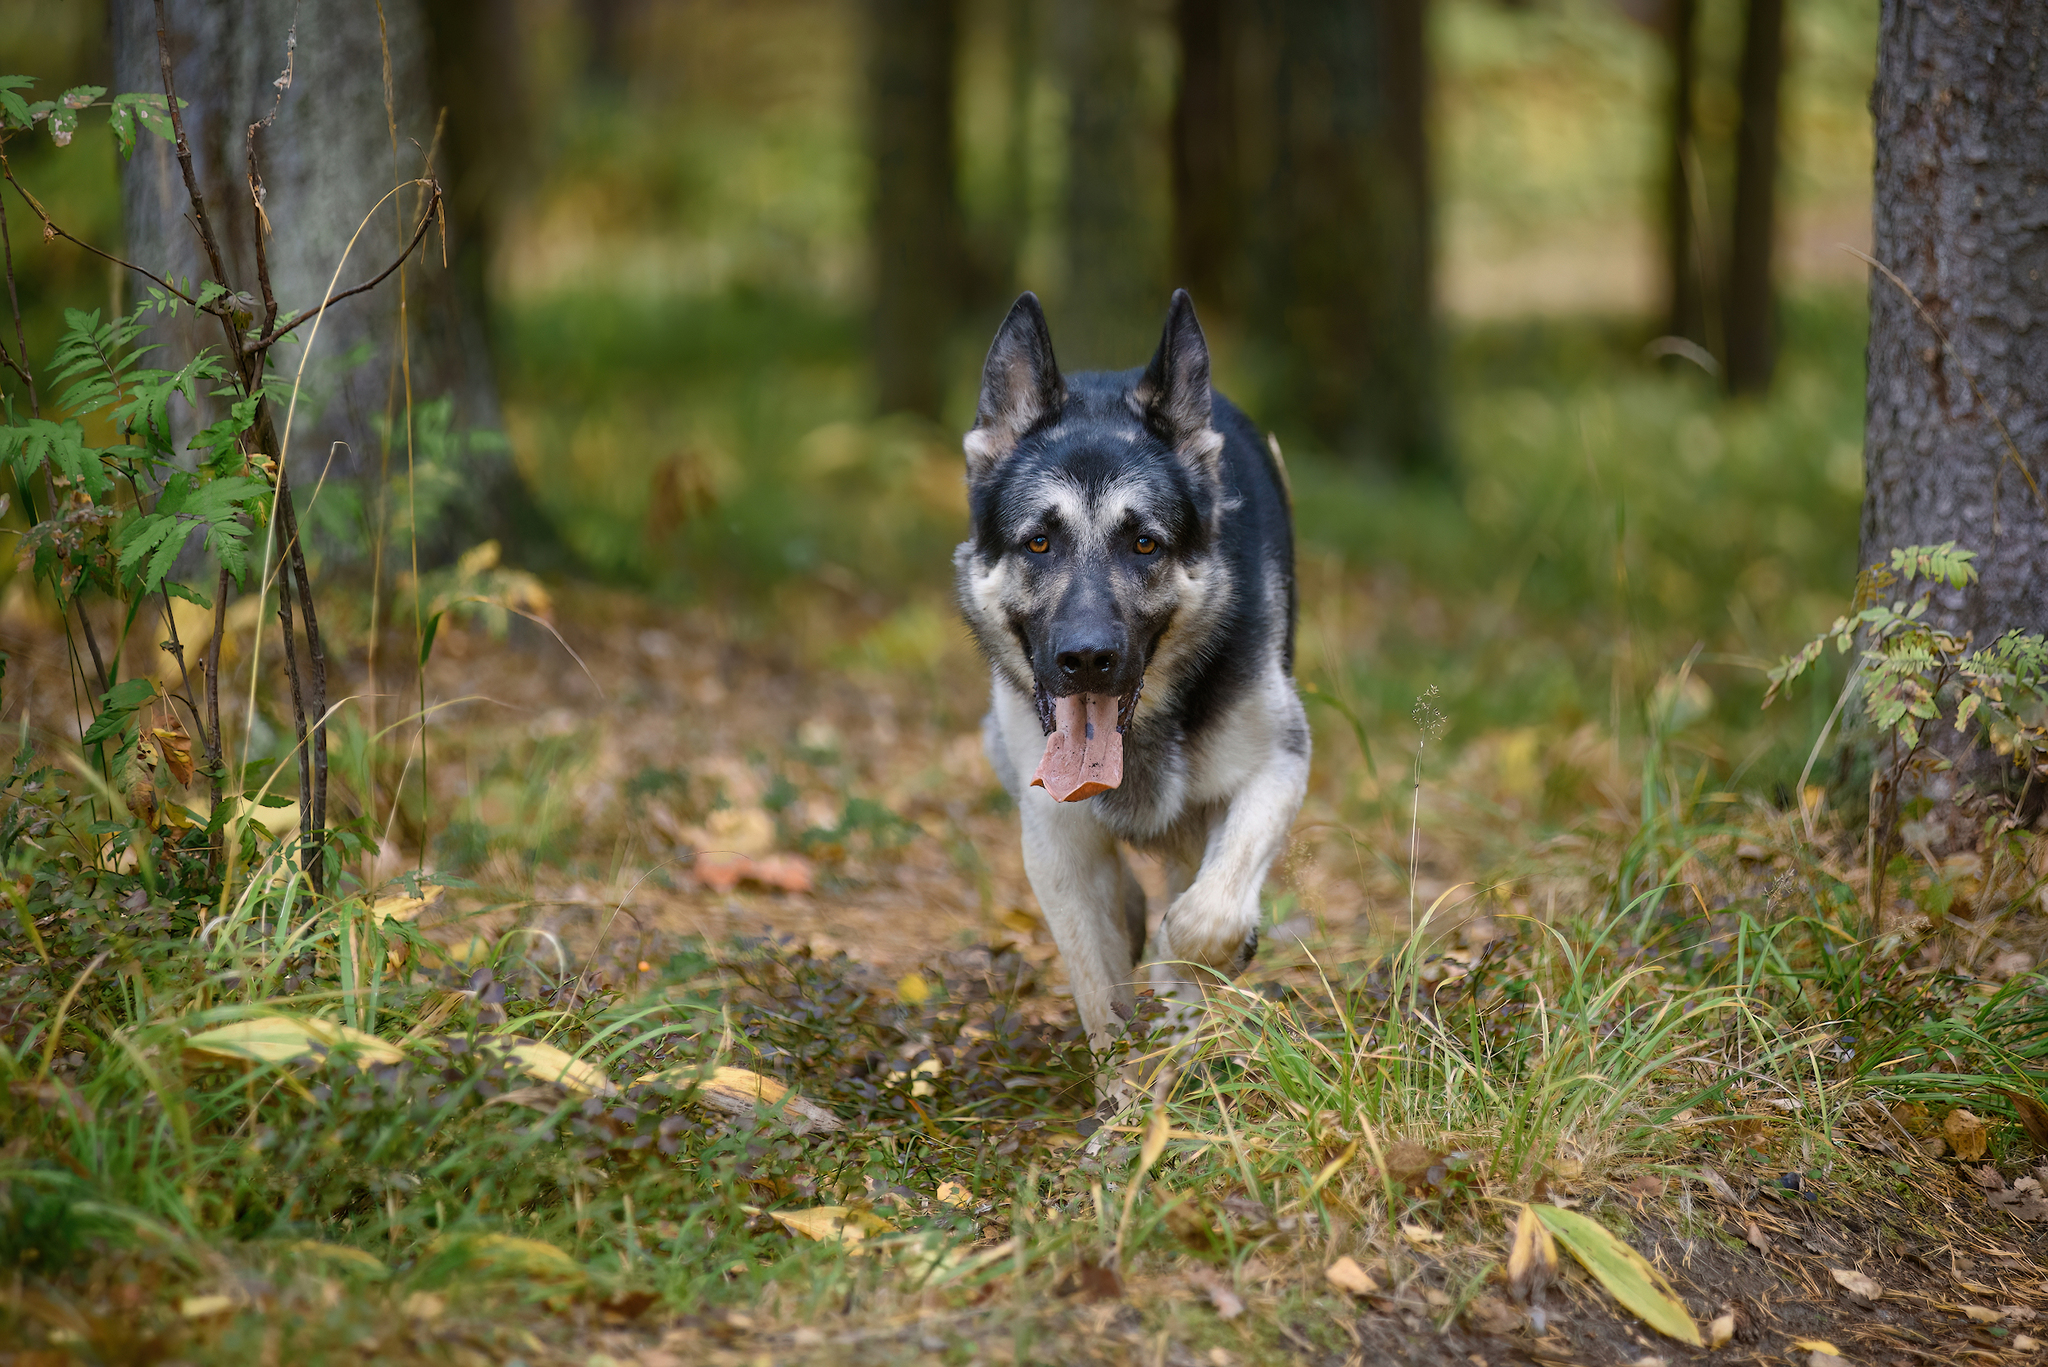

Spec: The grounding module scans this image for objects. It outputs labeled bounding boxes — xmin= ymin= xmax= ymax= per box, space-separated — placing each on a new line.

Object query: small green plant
xmin=1769 ymin=542 xmax=2048 ymax=912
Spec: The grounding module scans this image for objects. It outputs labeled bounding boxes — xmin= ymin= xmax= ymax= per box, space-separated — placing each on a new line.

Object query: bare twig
xmin=276 ymin=472 xmax=327 ymax=892
xmin=0 ymin=171 xmax=34 ymax=415
xmin=253 ymin=186 xmax=440 ymax=350
xmin=0 ymin=156 xmax=203 ymax=312
xmin=267 ymin=473 xmax=315 ymax=879
xmin=205 ymin=564 xmax=229 ymax=827
xmin=245 ymin=21 xmax=295 ymax=336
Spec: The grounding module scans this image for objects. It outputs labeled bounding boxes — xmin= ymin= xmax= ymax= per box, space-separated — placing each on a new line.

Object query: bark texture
xmin=1723 ymin=0 xmax=1784 ymax=395
xmin=868 ymin=0 xmax=966 ymax=417
xmin=1057 ymin=0 xmax=1165 ymax=369
xmin=1243 ymin=0 xmax=1438 ymax=474
xmin=113 ymin=0 xmax=536 ymax=565
xmin=1662 ymin=0 xmax=1708 ymax=347
xmin=1172 ymin=0 xmax=1243 ymax=317
xmin=1862 ymin=0 xmax=2048 ymax=645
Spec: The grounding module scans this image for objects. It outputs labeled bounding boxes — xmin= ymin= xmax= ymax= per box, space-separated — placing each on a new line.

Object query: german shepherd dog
xmin=956 ymin=289 xmax=1309 ymax=1071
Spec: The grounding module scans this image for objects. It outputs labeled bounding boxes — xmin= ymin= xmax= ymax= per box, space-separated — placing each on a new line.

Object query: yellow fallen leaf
xmin=1945 ymin=1108 xmax=1989 ymax=1161
xmin=369 ymin=883 xmax=443 ymax=924
xmin=1831 ymin=1267 xmax=1883 ymax=1302
xmin=1400 ymin=1220 xmax=1444 ymax=1246
xmin=1965 ymin=1306 xmax=2003 ymax=1324
xmin=910 ymin=1056 xmax=941 ymax=1097
xmin=2013 ymin=1334 xmax=2040 ymax=1351
xmin=1791 ymin=1340 xmax=1842 ymax=1355
xmin=1325 ymin=1255 xmax=1378 ymax=1295
xmin=1507 ymin=1202 xmax=1558 ymax=1303
xmin=1532 ymin=1203 xmax=1701 ymax=1346
xmin=186 ymin=1017 xmax=403 ymax=1068
xmin=897 ymin=972 xmax=931 ymax=1005
xmin=935 ymin=1180 xmax=973 ymax=1208
xmin=1708 ymin=1313 xmax=1735 ymax=1348
xmin=434 ymin=1232 xmax=584 ymax=1280
xmin=179 ymin=1294 xmax=235 ymax=1318
xmin=282 ymin=1240 xmax=389 ymax=1278
xmin=767 ymin=1206 xmax=896 ymax=1247
xmin=637 ymin=1064 xmax=844 ymax=1133
xmin=1137 ymin=1106 xmax=1170 ymax=1177
xmin=495 ymin=1038 xmax=614 ymax=1096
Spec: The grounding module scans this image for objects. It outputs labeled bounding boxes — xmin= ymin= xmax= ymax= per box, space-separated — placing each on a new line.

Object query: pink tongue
xmin=1031 ymin=693 xmax=1124 ymax=802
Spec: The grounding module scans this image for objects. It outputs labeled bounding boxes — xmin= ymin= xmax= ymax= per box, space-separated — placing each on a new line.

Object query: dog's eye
xmin=1134 ymin=536 xmax=1158 ymax=555
xmin=1027 ymin=536 xmax=1050 ymax=554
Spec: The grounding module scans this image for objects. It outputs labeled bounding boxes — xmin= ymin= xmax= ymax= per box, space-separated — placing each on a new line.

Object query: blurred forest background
xmin=0 ymin=0 xmax=1876 ymax=784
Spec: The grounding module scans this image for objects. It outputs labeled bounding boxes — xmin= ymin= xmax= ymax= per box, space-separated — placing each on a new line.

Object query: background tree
xmin=1056 ymin=0 xmax=1162 ymax=369
xmin=1241 ymin=0 xmax=1438 ymax=474
xmin=1722 ymin=0 xmax=1785 ymax=394
xmin=867 ymin=0 xmax=966 ymax=417
xmin=1861 ymin=0 xmax=2048 ymax=649
xmin=1171 ymin=0 xmax=1243 ymax=320
xmin=1660 ymin=0 xmax=1709 ymax=351
xmin=111 ymin=0 xmax=543 ymax=565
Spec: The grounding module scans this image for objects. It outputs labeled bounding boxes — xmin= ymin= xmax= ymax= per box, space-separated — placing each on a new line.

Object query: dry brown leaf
xmin=1464 ymin=1295 xmax=1527 ymax=1336
xmin=2014 ymin=1334 xmax=2041 ymax=1352
xmin=1707 ymin=1312 xmax=1735 ymax=1349
xmin=1054 ymin=1258 xmax=1122 ymax=1301
xmin=1400 ymin=1220 xmax=1445 ymax=1246
xmin=1999 ymin=1089 xmax=2048 ymax=1147
xmin=1696 ymin=1166 xmax=1740 ymax=1204
xmin=1507 ymin=1202 xmax=1558 ymax=1304
xmin=1830 ymin=1268 xmax=1883 ymax=1304
xmin=1744 ymin=1220 xmax=1772 ymax=1256
xmin=1945 ymin=1108 xmax=1990 ymax=1160
xmin=1325 ymin=1255 xmax=1378 ymax=1296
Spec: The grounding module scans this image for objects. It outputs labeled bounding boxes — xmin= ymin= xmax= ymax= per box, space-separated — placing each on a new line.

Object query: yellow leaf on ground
xmin=637 ymin=1064 xmax=844 ymax=1133
xmin=369 ymin=883 xmax=443 ymax=924
xmin=434 ymin=1232 xmax=584 ymax=1280
xmin=1325 ymin=1255 xmax=1378 ymax=1295
xmin=1532 ymin=1203 xmax=1702 ymax=1346
xmin=1830 ymin=1268 xmax=1883 ymax=1303
xmin=1791 ymin=1341 xmax=1841 ymax=1355
xmin=1507 ymin=1202 xmax=1558 ymax=1303
xmin=935 ymin=1180 xmax=973 ymax=1208
xmin=768 ymin=1206 xmax=895 ymax=1246
xmin=282 ymin=1240 xmax=389 ymax=1278
xmin=897 ymin=972 xmax=931 ymax=1005
xmin=185 ymin=1017 xmax=403 ymax=1068
xmin=496 ymin=1038 xmax=614 ymax=1096
xmin=1965 ymin=1306 xmax=2003 ymax=1324
xmin=179 ymin=1294 xmax=234 ymax=1318
xmin=1944 ymin=1108 xmax=1989 ymax=1160
xmin=1400 ymin=1220 xmax=1444 ymax=1246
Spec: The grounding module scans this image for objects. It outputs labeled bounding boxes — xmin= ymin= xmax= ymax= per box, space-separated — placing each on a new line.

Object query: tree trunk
xmin=1722 ymin=0 xmax=1784 ymax=395
xmin=868 ymin=0 xmax=966 ymax=417
xmin=1861 ymin=0 xmax=2048 ymax=651
xmin=1056 ymin=0 xmax=1164 ymax=369
xmin=1172 ymin=0 xmax=1242 ymax=317
xmin=1244 ymin=0 xmax=1439 ymax=475
xmin=1662 ymin=0 xmax=1709 ymax=349
xmin=112 ymin=0 xmax=540 ymax=567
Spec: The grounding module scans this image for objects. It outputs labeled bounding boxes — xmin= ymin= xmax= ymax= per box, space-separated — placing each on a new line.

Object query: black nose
xmin=1057 ymin=643 xmax=1120 ymax=684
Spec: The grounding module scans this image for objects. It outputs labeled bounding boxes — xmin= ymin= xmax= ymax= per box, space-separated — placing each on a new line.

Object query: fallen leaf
xmin=1325 ymin=1255 xmax=1378 ymax=1296
xmin=495 ymin=1038 xmax=614 ymax=1096
xmin=1744 ymin=1220 xmax=1772 ymax=1256
xmin=2014 ymin=1334 xmax=2041 ymax=1352
xmin=1507 ymin=1203 xmax=1558 ymax=1305
xmin=435 ymin=1232 xmax=585 ymax=1280
xmin=402 ymin=1291 xmax=445 ymax=1320
xmin=1531 ymin=1203 xmax=1702 ymax=1346
xmin=1385 ymin=1137 xmax=1440 ymax=1188
xmin=638 ymin=1064 xmax=844 ymax=1134
xmin=1999 ymin=1089 xmax=2048 ymax=1147
xmin=1945 ymin=1108 xmax=1990 ymax=1161
xmin=1808 ymin=1353 xmax=1848 ymax=1367
xmin=1969 ymin=1164 xmax=2007 ymax=1190
xmin=1830 ymin=1268 xmax=1883 ymax=1304
xmin=179 ymin=1294 xmax=234 ymax=1318
xmin=1190 ymin=1270 xmax=1244 ymax=1319
xmin=766 ymin=1206 xmax=894 ymax=1246
xmin=369 ymin=883 xmax=443 ymax=924
xmin=1464 ymin=1294 xmax=1527 ymax=1336
xmin=186 ymin=1016 xmax=403 ymax=1068
xmin=1965 ymin=1307 xmax=2004 ymax=1325
xmin=1791 ymin=1341 xmax=1842 ymax=1355
xmin=1708 ymin=1312 xmax=1735 ymax=1348
xmin=1137 ymin=1106 xmax=1170 ymax=1177
xmin=1628 ymin=1174 xmax=1665 ymax=1199
xmin=1695 ymin=1166 xmax=1741 ymax=1204
xmin=282 ymin=1240 xmax=389 ymax=1278
xmin=934 ymin=1180 xmax=973 ymax=1208
xmin=896 ymin=972 xmax=931 ymax=1005
xmin=1626 ymin=1356 xmax=1667 ymax=1367
xmin=1400 ymin=1220 xmax=1445 ymax=1246
xmin=2005 ymin=1307 xmax=2039 ymax=1324
xmin=1054 ymin=1257 xmax=1122 ymax=1301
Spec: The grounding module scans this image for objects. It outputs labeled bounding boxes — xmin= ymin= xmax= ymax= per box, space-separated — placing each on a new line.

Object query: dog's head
xmin=954 ymin=290 xmax=1227 ymax=757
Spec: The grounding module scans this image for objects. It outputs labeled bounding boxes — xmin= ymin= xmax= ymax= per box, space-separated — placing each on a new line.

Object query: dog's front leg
xmin=1153 ymin=731 xmax=1309 ymax=990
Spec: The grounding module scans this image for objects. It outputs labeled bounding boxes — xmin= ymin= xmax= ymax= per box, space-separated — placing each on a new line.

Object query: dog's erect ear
xmin=1135 ymin=289 xmax=1222 ymax=472
xmin=965 ymin=293 xmax=1065 ymax=482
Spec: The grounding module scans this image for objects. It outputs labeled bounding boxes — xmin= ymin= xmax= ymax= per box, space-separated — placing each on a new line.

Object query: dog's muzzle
xmin=1030 ymin=679 xmax=1142 ymax=802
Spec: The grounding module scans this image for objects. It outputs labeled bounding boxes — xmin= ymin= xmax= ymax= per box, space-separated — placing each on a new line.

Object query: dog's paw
xmin=1160 ymin=883 xmax=1261 ymax=977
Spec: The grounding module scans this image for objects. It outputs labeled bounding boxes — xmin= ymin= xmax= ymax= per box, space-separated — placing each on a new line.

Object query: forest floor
xmin=7 ymin=580 xmax=2046 ymax=1367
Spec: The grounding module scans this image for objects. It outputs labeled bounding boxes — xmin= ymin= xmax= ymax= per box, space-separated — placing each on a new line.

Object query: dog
xmin=955 ymin=288 xmax=1309 ymax=1069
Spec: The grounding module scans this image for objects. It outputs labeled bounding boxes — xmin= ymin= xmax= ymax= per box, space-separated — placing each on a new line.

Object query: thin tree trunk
xmin=1723 ymin=0 xmax=1784 ymax=395
xmin=1245 ymin=0 xmax=1439 ymax=474
xmin=112 ymin=0 xmax=541 ymax=568
xmin=1662 ymin=0 xmax=1707 ymax=348
xmin=1172 ymin=0 xmax=1241 ymax=316
xmin=1057 ymin=0 xmax=1163 ymax=369
xmin=868 ymin=0 xmax=965 ymax=417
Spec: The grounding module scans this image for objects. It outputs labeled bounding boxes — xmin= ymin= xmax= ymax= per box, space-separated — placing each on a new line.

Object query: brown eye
xmin=1134 ymin=536 xmax=1158 ymax=554
xmin=1028 ymin=536 xmax=1050 ymax=553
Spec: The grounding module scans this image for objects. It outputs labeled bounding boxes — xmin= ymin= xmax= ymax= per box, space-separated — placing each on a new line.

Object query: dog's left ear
xmin=1135 ymin=289 xmax=1223 ymax=474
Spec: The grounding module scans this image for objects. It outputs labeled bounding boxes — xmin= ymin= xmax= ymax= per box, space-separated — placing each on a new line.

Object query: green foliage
xmin=0 ymin=74 xmax=178 ymax=155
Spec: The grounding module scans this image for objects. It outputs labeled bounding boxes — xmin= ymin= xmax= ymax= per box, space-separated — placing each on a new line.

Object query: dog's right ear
xmin=965 ymin=293 xmax=1065 ymax=482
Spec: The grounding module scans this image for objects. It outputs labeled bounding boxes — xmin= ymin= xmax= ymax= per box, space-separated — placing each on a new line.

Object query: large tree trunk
xmin=113 ymin=0 xmax=539 ymax=566
xmin=868 ymin=0 xmax=966 ymax=417
xmin=1722 ymin=0 xmax=1785 ymax=395
xmin=1056 ymin=0 xmax=1163 ymax=369
xmin=1244 ymin=0 xmax=1439 ymax=474
xmin=1171 ymin=0 xmax=1243 ymax=318
xmin=1861 ymin=0 xmax=2048 ymax=649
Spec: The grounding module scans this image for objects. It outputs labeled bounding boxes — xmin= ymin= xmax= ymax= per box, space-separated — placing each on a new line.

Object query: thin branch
xmin=154 ymin=0 xmax=234 ymax=307
xmin=245 ymin=21 xmax=296 ymax=338
xmin=0 ymin=168 xmax=34 ymax=416
xmin=254 ymin=185 xmax=441 ymax=351
xmin=0 ymin=157 xmax=201 ymax=311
